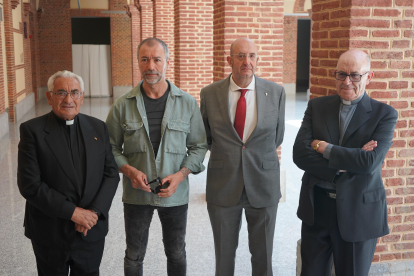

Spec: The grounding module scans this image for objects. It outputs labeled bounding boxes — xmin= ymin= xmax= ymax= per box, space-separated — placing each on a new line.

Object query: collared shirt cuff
xmin=114 ymin=155 xmax=129 ymax=170
xmin=180 ymin=158 xmax=206 ymax=175
xmin=323 ymin=143 xmax=333 ymax=159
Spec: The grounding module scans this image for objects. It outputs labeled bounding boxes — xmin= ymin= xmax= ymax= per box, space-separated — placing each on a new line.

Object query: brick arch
xmin=293 ymin=0 xmax=307 ymax=13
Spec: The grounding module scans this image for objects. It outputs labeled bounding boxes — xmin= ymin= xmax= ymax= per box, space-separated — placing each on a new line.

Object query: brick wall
xmin=310 ymin=0 xmax=414 ymax=263
xmin=22 ymin=4 xmax=33 ymax=101
xmin=127 ymin=4 xmax=140 ymax=87
xmin=174 ymin=0 xmax=213 ymax=101
xmin=213 ymin=0 xmax=284 ymax=85
xmin=0 ymin=2 xmax=5 ymax=115
xmin=28 ymin=1 xmax=41 ymax=101
xmin=38 ymin=0 xmax=72 ymax=89
xmin=154 ymin=0 xmax=175 ymax=83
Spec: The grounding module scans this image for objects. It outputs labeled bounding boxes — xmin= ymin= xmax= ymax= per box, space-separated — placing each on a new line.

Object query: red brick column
xmin=4 ymin=0 xmax=17 ymax=121
xmin=0 ymin=4 xmax=5 ymax=115
xmin=126 ymin=4 xmax=141 ymax=87
xmin=141 ymin=0 xmax=154 ymax=40
xmin=212 ymin=0 xmax=284 ymax=84
xmin=174 ymin=0 xmax=213 ymax=101
xmin=154 ymin=0 xmax=175 ymax=83
xmin=28 ymin=1 xmax=41 ymax=101
xmin=310 ymin=0 xmax=414 ymax=263
xmin=110 ymin=0 xmax=133 ymax=87
xmin=23 ymin=5 xmax=33 ymax=101
xmin=38 ymin=0 xmax=72 ymax=89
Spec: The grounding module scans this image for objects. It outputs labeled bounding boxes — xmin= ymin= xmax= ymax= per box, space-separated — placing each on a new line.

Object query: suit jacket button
xmin=242 ymin=145 xmax=246 ymax=149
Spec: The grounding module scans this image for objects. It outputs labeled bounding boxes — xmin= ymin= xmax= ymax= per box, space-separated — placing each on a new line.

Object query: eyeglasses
xmin=230 ymin=53 xmax=258 ymax=61
xmin=334 ymin=71 xmax=369 ymax=82
xmin=146 ymin=177 xmax=170 ymax=194
xmin=49 ymin=91 xmax=83 ymax=99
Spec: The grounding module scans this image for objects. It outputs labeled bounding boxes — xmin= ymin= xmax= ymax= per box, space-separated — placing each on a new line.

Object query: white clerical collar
xmin=229 ymin=75 xmax=256 ymax=92
xmin=341 ymin=92 xmax=364 ymax=106
xmin=66 ymin=119 xmax=74 ymax=125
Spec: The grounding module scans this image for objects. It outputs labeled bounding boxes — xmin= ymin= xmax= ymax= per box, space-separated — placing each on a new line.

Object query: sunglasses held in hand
xmin=146 ymin=177 xmax=170 ymax=194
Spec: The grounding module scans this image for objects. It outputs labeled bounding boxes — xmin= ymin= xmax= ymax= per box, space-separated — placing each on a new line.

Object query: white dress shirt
xmin=228 ymin=75 xmax=257 ymax=143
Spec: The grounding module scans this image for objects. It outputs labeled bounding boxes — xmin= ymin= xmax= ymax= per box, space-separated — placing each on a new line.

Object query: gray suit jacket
xmin=200 ymin=75 xmax=285 ymax=208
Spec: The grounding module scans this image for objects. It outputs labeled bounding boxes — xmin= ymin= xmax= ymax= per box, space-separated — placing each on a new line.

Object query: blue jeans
xmin=123 ymin=203 xmax=188 ymax=276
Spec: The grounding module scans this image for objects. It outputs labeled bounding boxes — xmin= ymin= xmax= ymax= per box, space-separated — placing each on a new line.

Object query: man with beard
xmin=200 ymin=37 xmax=285 ymax=276
xmin=106 ymin=37 xmax=207 ymax=276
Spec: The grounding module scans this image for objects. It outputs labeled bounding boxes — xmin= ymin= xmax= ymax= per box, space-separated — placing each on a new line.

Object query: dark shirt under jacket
xmin=52 ymin=113 xmax=101 ymax=216
xmin=141 ymin=84 xmax=170 ymax=157
xmin=52 ymin=113 xmax=86 ymax=196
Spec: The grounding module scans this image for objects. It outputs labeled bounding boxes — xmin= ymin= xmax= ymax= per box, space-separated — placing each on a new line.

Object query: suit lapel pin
xmin=265 ymin=93 xmax=268 ymax=96
xmin=94 ymin=137 xmax=97 ymax=140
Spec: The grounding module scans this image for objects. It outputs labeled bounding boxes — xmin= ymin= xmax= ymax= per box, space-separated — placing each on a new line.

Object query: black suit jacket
xmin=293 ymin=93 xmax=397 ymax=242
xmin=18 ymin=112 xmax=120 ymax=249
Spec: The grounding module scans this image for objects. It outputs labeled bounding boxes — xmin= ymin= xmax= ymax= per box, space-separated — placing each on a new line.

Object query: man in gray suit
xmin=200 ymin=37 xmax=286 ymax=276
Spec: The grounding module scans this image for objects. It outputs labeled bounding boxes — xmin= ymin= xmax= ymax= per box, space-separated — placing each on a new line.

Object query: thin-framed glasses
xmin=49 ymin=91 xmax=83 ymax=99
xmin=230 ymin=53 xmax=257 ymax=61
xmin=334 ymin=71 xmax=369 ymax=82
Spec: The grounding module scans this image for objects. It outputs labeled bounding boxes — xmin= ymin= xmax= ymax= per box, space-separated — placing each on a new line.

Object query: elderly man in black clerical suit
xmin=293 ymin=49 xmax=398 ymax=276
xmin=17 ymin=70 xmax=120 ymax=276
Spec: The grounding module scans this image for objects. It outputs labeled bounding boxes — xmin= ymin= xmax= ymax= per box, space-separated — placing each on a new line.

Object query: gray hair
xmin=47 ymin=70 xmax=85 ymax=92
xmin=137 ymin=37 xmax=169 ymax=61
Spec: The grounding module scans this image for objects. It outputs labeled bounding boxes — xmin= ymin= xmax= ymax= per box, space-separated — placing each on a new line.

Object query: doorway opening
xmin=71 ymin=17 xmax=112 ymax=97
xmin=296 ymin=19 xmax=311 ymax=93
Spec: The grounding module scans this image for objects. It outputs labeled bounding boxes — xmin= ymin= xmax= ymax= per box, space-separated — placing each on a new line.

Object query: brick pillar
xmin=110 ymin=0 xmax=133 ymax=87
xmin=38 ymin=0 xmax=72 ymax=88
xmin=212 ymin=0 xmax=284 ymax=84
xmin=310 ymin=0 xmax=414 ymax=264
xmin=154 ymin=0 xmax=175 ymax=83
xmin=0 ymin=3 xmax=5 ymax=115
xmin=23 ymin=4 xmax=33 ymax=100
xmin=126 ymin=4 xmax=141 ymax=87
xmin=27 ymin=2 xmax=40 ymax=101
xmin=141 ymin=0 xmax=154 ymax=40
xmin=174 ymin=0 xmax=213 ymax=101
xmin=4 ymin=0 xmax=17 ymax=121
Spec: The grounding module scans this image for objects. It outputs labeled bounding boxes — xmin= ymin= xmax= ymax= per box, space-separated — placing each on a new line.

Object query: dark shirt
xmin=141 ymin=84 xmax=169 ymax=157
xmin=52 ymin=112 xmax=86 ymax=197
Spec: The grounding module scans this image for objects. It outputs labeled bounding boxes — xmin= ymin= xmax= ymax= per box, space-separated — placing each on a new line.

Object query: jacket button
xmin=242 ymin=146 xmax=246 ymax=149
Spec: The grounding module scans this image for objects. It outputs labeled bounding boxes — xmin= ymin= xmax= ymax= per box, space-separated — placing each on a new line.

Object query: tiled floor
xmin=0 ymin=92 xmax=308 ymax=276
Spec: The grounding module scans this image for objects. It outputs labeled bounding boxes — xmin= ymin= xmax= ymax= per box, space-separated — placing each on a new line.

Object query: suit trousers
xmin=31 ymin=234 xmax=105 ymax=276
xmin=207 ymin=189 xmax=278 ymax=276
xmin=301 ymin=186 xmax=377 ymax=276
xmin=123 ymin=203 xmax=188 ymax=276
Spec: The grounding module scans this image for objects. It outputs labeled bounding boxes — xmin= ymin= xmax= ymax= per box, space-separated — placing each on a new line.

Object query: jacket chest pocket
xmin=123 ymin=121 xmax=147 ymax=154
xmin=164 ymin=121 xmax=190 ymax=154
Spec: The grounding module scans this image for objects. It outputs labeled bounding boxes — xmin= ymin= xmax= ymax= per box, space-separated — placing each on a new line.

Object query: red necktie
xmin=234 ymin=89 xmax=248 ymax=140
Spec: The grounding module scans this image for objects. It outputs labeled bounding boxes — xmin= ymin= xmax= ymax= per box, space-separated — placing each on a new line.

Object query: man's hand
xmin=119 ymin=164 xmax=151 ymax=192
xmin=75 ymin=223 xmax=89 ymax=236
xmin=158 ymin=167 xmax=191 ymax=198
xmin=311 ymin=139 xmax=329 ymax=154
xmin=362 ymin=140 xmax=377 ymax=151
xmin=71 ymin=207 xmax=98 ymax=230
